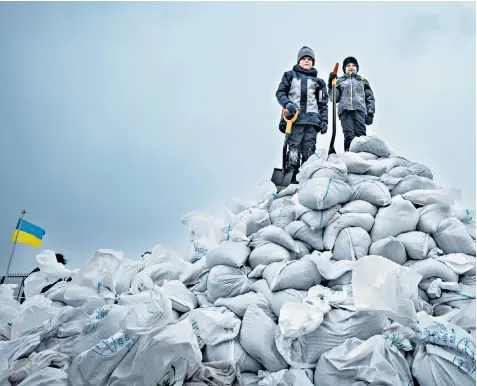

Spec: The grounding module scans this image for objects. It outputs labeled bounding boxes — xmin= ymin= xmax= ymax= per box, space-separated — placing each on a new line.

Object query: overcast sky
xmin=0 ymin=1 xmax=475 ymax=273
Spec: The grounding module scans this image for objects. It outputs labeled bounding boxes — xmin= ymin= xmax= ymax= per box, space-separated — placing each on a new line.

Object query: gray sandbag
xmin=162 ymin=280 xmax=198 ymax=313
xmin=270 ymin=199 xmax=296 ymax=229
xmin=262 ymin=260 xmax=322 ymax=292
xmin=275 ymin=308 xmax=388 ymax=368
xmin=298 ymin=178 xmax=352 ymax=211
xmin=396 ymin=231 xmax=442 ymax=260
xmin=433 ymin=218 xmax=476 ymax=256
xmin=308 ymin=158 xmax=348 ymax=182
xmin=295 ymin=204 xmax=341 ymax=230
xmin=370 ymin=195 xmax=419 ymax=242
xmin=185 ymin=361 xmax=236 ymax=386
xmin=145 ymin=263 xmax=182 ymax=286
xmin=402 ymin=189 xmax=455 ymax=207
xmin=207 ymin=265 xmax=254 ymax=302
xmin=214 ymin=292 xmax=276 ymax=321
xmin=203 ymin=338 xmax=262 ymax=373
xmin=275 ymin=184 xmax=299 ymax=199
xmin=403 ymin=259 xmax=459 ymax=283
xmin=365 ymin=157 xmax=410 ymax=177
xmin=347 ymin=173 xmax=381 ymax=184
xmin=407 ymin=162 xmax=434 ymax=179
xmin=349 ymin=136 xmax=391 ymax=157
xmin=251 ymin=279 xmax=307 ymax=318
xmin=326 ymin=271 xmax=353 ymax=290
xmin=356 ymin=151 xmax=379 ymax=161
xmin=417 ymin=204 xmax=453 ymax=235
xmin=466 ymin=219 xmax=476 ymax=240
xmin=248 ymin=243 xmax=294 ymax=270
xmin=349 ymin=180 xmax=392 ymax=207
xmin=386 ymin=166 xmax=413 ymax=179
xmin=369 ymin=237 xmax=408 ymax=265
xmin=339 ymin=200 xmax=378 ymax=217
xmin=391 ymin=175 xmax=436 ymax=196
xmin=229 ymin=208 xmax=271 ymax=238
xmin=296 ymin=240 xmax=312 ymax=258
xmin=339 ymin=152 xmax=371 ymax=174
xmin=460 ymin=254 xmax=476 ymax=276
xmin=285 ymin=221 xmax=324 ymax=251
xmin=249 ymin=225 xmax=300 ymax=253
xmin=314 ymin=335 xmax=412 ymax=386
xmin=323 ymin=213 xmax=374 ymax=250
xmin=239 ymin=305 xmax=288 ymax=372
xmin=206 ymin=241 xmax=251 ymax=269
xmin=332 ymin=227 xmax=372 ymax=261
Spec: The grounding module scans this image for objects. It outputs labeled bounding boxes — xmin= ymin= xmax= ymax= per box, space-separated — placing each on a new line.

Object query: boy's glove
xmin=320 ymin=121 xmax=328 ymax=134
xmin=285 ymin=103 xmax=298 ymax=117
xmin=365 ymin=114 xmax=374 ymax=125
xmin=328 ymin=72 xmax=338 ymax=89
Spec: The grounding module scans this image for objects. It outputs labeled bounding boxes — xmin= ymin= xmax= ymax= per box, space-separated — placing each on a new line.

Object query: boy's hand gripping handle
xmin=282 ymin=108 xmax=299 ymax=134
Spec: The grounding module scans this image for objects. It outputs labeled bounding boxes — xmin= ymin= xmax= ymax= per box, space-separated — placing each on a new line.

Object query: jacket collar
xmin=293 ymin=64 xmax=318 ymax=77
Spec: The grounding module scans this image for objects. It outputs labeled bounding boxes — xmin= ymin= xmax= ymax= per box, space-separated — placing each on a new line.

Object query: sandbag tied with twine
xmin=298 ymin=178 xmax=352 ymax=211
xmin=349 ymin=180 xmax=392 ymax=207
xmin=206 ymin=265 xmax=254 ymax=302
xmin=433 ymin=218 xmax=476 ymax=256
xmin=391 ymin=175 xmax=437 ymax=196
xmin=323 ymin=213 xmax=375 ymax=251
xmin=364 ymin=157 xmax=411 ymax=177
xmin=369 ymin=237 xmax=408 ymax=265
xmin=247 ymin=243 xmax=295 ymax=270
xmin=285 ymin=221 xmax=324 ymax=251
xmin=395 ymin=231 xmax=443 ymax=260
xmin=332 ymin=227 xmax=372 ymax=261
xmin=339 ymin=152 xmax=371 ymax=174
xmin=339 ymin=200 xmax=378 ymax=217
xmin=248 ymin=225 xmax=300 ymax=253
xmin=262 ymin=260 xmax=322 ymax=292
xmin=349 ymin=135 xmax=391 ymax=157
xmin=297 ymin=155 xmax=348 ymax=183
xmin=295 ymin=203 xmax=341 ymax=231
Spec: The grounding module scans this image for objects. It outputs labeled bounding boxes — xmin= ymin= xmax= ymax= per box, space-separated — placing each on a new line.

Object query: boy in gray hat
xmin=328 ymin=56 xmax=376 ymax=151
xmin=276 ymin=46 xmax=329 ymax=171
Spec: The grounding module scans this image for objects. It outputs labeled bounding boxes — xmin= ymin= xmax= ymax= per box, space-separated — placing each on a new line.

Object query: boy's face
xmin=299 ymin=56 xmax=313 ymax=70
xmin=346 ymin=63 xmax=357 ymax=73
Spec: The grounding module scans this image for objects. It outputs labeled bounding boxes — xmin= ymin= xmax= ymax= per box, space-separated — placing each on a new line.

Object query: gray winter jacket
xmin=328 ymin=73 xmax=375 ymax=117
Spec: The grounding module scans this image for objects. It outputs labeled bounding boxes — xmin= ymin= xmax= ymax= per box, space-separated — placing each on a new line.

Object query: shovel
xmin=271 ymin=108 xmax=299 ymax=191
xmin=327 ymin=62 xmax=340 ymax=159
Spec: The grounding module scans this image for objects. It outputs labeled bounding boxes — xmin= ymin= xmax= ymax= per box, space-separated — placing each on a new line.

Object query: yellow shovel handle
xmin=282 ymin=108 xmax=299 ymax=134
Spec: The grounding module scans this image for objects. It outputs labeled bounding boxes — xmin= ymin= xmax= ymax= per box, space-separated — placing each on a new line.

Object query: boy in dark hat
xmin=276 ymin=46 xmax=329 ymax=171
xmin=328 ymin=56 xmax=375 ymax=152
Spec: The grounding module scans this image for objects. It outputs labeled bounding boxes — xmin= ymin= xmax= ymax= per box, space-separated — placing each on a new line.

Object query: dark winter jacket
xmin=329 ymin=73 xmax=375 ymax=117
xmin=276 ymin=65 xmax=329 ymax=133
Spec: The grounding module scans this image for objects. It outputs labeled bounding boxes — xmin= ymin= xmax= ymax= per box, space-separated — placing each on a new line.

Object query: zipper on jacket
xmin=350 ymin=73 xmax=353 ymax=109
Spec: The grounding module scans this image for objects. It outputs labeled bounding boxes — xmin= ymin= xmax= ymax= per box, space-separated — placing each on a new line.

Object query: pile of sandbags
xmin=0 ymin=135 xmax=475 ymax=386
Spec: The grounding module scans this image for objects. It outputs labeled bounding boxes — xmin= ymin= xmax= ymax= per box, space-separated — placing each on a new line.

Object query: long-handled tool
xmin=271 ymin=108 xmax=299 ymax=191
xmin=327 ymin=63 xmax=339 ymax=159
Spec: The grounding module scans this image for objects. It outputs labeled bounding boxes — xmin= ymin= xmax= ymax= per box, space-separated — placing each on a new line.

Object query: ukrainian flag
xmin=11 ymin=219 xmax=45 ymax=247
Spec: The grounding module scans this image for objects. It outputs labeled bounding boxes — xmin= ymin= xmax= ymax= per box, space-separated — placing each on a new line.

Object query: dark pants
xmin=339 ymin=110 xmax=366 ymax=151
xmin=286 ymin=124 xmax=318 ymax=167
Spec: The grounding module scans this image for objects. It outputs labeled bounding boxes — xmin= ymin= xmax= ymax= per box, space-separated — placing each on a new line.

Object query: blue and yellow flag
xmin=11 ymin=219 xmax=45 ymax=247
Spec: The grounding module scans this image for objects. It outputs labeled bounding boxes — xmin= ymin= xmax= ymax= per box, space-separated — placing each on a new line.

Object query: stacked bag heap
xmin=0 ymin=135 xmax=475 ymax=386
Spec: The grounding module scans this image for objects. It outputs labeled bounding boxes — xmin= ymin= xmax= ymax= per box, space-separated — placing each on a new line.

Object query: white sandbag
xmin=180 ymin=257 xmax=209 ymax=286
xmin=270 ymin=199 xmax=296 ymax=229
xmin=396 ymin=231 xmax=442 ymax=260
xmin=391 ymin=175 xmax=436 ymax=196
xmin=346 ymin=173 xmax=381 ymax=184
xmin=297 ymin=157 xmax=348 ymax=183
xmin=114 ymin=259 xmax=145 ymax=294
xmin=181 ymin=307 xmax=241 ymax=345
xmin=355 ymin=151 xmax=379 ymax=160
xmin=369 ymin=237 xmax=408 ymax=265
xmin=240 ymin=305 xmax=288 ymax=372
xmin=206 ymin=241 xmax=251 ymax=269
xmin=162 ymin=280 xmax=197 ymax=313
xmin=323 ymin=213 xmax=374 ymax=250
xmin=465 ymin=218 xmax=476 ymax=240
xmin=275 ymin=184 xmax=299 ymax=199
xmin=249 ymin=225 xmax=300 ymax=253
xmin=203 ymin=338 xmax=262 ymax=373
xmin=207 ymin=265 xmax=254 ymax=302
xmin=130 ymin=271 xmax=154 ymax=293
xmin=315 ymin=335 xmax=412 ymax=386
xmin=403 ymin=259 xmax=459 ymax=283
xmin=9 ymin=350 xmax=69 ymax=384
xmin=433 ymin=218 xmax=476 ymax=256
xmin=275 ymin=308 xmax=388 ymax=368
xmin=214 ymin=292 xmax=276 ymax=320
xmin=0 ymin=285 xmax=20 ymax=340
xmin=295 ymin=204 xmax=341 ymax=230
xmin=339 ymin=200 xmax=378 ymax=216
xmin=251 ymin=280 xmax=307 ymax=318
xmin=370 ymin=195 xmax=419 ymax=242
xmin=386 ymin=165 xmax=412 ymax=179
xmin=332 ymin=227 xmax=372 ymax=261
xmin=349 ymin=180 xmax=392 ymax=207
xmin=303 ymin=251 xmax=355 ymax=281
xmin=143 ymin=262 xmax=183 ymax=287
xmin=109 ymin=320 xmax=202 ymax=386
xmin=365 ymin=157 xmax=410 ymax=177
xmin=402 ymin=189 xmax=459 ymax=207
xmin=326 ymin=271 xmax=353 ymax=290
xmin=262 ymin=261 xmax=322 ymax=292
xmin=185 ymin=361 xmax=237 ymax=386
xmin=349 ymin=136 xmax=391 ymax=157
xmin=248 ymin=243 xmax=294 ymax=270
xmin=338 ymin=152 xmax=371 ymax=174
xmin=285 ymin=221 xmax=324 ymax=251
xmin=460 ymin=254 xmax=476 ymax=276
xmin=295 ymin=240 xmax=312 ymax=258
xmin=298 ymin=178 xmax=352 ymax=211
xmin=227 ymin=208 xmax=271 ymax=240
xmin=407 ymin=162 xmax=434 ymax=179
xmin=417 ymin=204 xmax=453 ymax=234
xmin=17 ymin=367 xmax=67 ymax=386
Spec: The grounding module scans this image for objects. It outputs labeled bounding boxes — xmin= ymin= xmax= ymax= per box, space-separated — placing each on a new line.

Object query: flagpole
xmin=1 ymin=209 xmax=26 ymax=285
